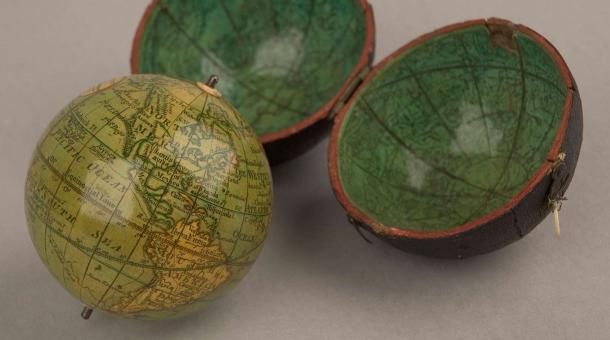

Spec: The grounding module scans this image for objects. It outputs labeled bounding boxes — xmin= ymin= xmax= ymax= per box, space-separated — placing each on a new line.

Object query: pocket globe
xmin=24 ymin=74 xmax=273 ymax=319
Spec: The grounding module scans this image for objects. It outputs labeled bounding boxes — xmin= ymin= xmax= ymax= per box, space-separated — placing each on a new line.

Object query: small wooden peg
xmin=552 ymin=207 xmax=561 ymax=238
xmin=549 ymin=198 xmax=565 ymax=239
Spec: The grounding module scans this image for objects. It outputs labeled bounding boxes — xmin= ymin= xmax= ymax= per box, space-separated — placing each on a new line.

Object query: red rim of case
xmin=328 ymin=18 xmax=575 ymax=240
xmin=130 ymin=0 xmax=376 ymax=145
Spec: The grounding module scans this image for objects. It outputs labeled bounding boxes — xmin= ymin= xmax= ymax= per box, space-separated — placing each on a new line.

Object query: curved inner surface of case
xmin=335 ymin=22 xmax=570 ymax=233
xmin=134 ymin=0 xmax=369 ymax=139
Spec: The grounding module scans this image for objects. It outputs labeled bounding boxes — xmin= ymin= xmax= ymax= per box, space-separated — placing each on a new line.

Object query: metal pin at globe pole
xmin=81 ymin=306 xmax=93 ymax=320
xmin=197 ymin=75 xmax=221 ymax=97
xmin=207 ymin=75 xmax=219 ymax=88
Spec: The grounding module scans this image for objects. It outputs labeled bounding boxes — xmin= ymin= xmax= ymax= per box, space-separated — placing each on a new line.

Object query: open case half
xmin=131 ymin=0 xmax=375 ymax=165
xmin=131 ymin=2 xmax=582 ymax=258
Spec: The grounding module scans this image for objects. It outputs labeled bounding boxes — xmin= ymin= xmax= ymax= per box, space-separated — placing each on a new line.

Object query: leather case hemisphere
xmin=131 ymin=0 xmax=375 ymax=165
xmin=131 ymin=1 xmax=582 ymax=258
xmin=328 ymin=18 xmax=582 ymax=258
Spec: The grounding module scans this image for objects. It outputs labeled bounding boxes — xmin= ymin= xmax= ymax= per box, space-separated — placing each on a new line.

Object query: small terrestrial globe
xmin=24 ymin=74 xmax=272 ymax=319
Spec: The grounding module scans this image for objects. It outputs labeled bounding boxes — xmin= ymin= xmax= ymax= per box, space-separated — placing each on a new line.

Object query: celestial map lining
xmin=337 ymin=25 xmax=568 ymax=233
xmin=135 ymin=0 xmax=368 ymax=136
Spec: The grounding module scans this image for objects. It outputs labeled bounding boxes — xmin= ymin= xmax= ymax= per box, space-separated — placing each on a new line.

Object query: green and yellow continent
xmin=24 ymin=74 xmax=272 ymax=319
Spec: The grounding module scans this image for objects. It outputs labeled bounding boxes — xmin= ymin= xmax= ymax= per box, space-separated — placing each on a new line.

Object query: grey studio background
xmin=0 ymin=0 xmax=608 ymax=339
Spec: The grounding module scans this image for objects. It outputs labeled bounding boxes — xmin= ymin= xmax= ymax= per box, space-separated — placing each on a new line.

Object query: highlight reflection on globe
xmin=24 ymin=74 xmax=272 ymax=319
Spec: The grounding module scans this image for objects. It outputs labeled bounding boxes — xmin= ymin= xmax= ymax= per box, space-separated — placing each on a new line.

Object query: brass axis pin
xmin=81 ymin=306 xmax=94 ymax=320
xmin=197 ymin=75 xmax=221 ymax=97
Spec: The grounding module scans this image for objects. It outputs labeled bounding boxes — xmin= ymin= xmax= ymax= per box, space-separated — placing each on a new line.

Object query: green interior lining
xmin=337 ymin=25 xmax=567 ymax=232
xmin=136 ymin=0 xmax=368 ymax=136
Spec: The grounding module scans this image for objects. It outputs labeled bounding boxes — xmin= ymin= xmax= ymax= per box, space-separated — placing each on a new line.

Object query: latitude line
xmin=347 ymin=156 xmax=522 ymax=200
xmin=40 ymin=207 xmax=245 ymax=306
xmin=464 ymin=109 xmax=547 ymax=125
xmin=349 ymin=159 xmax=470 ymax=223
xmin=349 ymin=156 xmax=528 ymax=229
xmin=81 ymin=254 xmax=201 ymax=302
xmin=62 ymin=109 xmax=269 ymax=217
xmin=25 ymin=197 xmax=257 ymax=271
xmin=32 ymin=146 xmax=268 ymax=247
xmin=369 ymin=63 xmax=566 ymax=96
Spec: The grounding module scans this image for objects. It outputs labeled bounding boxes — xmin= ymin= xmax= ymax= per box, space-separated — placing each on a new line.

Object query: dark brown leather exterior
xmin=351 ymin=82 xmax=583 ymax=259
xmin=264 ymin=118 xmax=334 ymax=166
